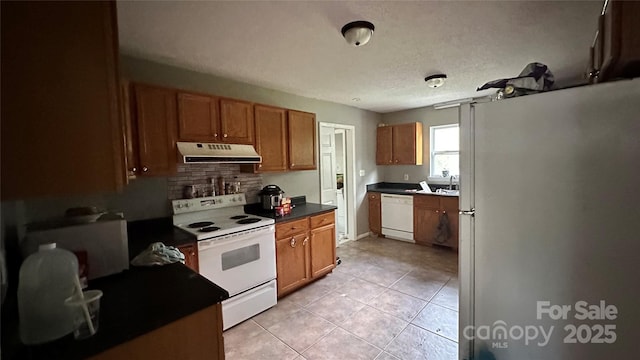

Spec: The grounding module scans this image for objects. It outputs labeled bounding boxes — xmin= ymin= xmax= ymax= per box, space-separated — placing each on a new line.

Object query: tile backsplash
xmin=167 ymin=164 xmax=262 ymax=203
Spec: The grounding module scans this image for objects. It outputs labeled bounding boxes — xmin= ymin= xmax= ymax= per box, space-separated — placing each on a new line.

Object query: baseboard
xmin=356 ymin=232 xmax=371 ymax=240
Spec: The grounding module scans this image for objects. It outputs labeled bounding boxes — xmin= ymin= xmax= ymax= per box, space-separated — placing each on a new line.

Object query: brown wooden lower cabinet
xmin=89 ymin=304 xmax=224 ymax=360
xmin=276 ymin=228 xmax=310 ymax=296
xmin=368 ymin=192 xmax=382 ymax=235
xmin=310 ymin=223 xmax=336 ymax=278
xmin=275 ymin=211 xmax=336 ymax=298
xmin=413 ymin=195 xmax=459 ymax=249
xmin=177 ymin=243 xmax=199 ymax=272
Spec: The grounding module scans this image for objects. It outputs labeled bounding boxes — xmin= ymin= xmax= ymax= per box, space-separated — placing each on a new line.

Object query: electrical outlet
xmin=404 ymin=174 xmax=409 ymax=180
xmin=359 ymin=170 xmax=365 ymax=176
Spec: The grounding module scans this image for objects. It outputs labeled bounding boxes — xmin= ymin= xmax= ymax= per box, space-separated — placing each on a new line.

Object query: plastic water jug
xmin=18 ymin=243 xmax=78 ymax=344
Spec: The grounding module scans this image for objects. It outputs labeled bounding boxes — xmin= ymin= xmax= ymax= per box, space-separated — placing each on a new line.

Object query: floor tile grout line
xmin=239 ymin=319 xmax=302 ymax=357
xmin=380 ymin=317 xmax=412 ymax=354
xmin=261 ymin=308 xmax=336 ymax=356
xmin=408 ymin=321 xmax=459 ymax=344
xmin=295 ymin=323 xmax=340 ymax=356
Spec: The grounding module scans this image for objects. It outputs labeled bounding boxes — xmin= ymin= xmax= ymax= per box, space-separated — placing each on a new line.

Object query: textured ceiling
xmin=117 ymin=1 xmax=602 ymax=113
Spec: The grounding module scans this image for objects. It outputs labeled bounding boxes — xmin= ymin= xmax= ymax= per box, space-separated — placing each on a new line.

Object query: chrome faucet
xmin=449 ymin=175 xmax=456 ymax=190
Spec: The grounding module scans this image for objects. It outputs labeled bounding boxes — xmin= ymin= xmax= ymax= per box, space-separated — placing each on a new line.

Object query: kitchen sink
xmin=434 ymin=189 xmax=459 ymax=196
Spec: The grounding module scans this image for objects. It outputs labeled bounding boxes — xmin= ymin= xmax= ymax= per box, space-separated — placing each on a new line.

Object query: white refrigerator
xmin=458 ymin=78 xmax=640 ymax=360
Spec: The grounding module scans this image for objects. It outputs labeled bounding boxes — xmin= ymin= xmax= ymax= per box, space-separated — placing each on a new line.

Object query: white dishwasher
xmin=381 ymin=194 xmax=414 ymax=242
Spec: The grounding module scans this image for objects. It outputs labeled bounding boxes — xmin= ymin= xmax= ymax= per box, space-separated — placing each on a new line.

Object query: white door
xmin=319 ymin=124 xmax=337 ymax=207
xmin=319 ymin=122 xmax=357 ymax=244
xmin=462 ymin=80 xmax=640 ymax=360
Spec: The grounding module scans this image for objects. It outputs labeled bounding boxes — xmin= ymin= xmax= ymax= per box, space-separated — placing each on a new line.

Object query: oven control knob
xmin=176 ymin=204 xmax=183 ymax=209
xmin=218 ymin=199 xmax=224 ymax=203
xmin=184 ymin=203 xmax=190 ymax=208
xmin=231 ymin=197 xmax=236 ymax=202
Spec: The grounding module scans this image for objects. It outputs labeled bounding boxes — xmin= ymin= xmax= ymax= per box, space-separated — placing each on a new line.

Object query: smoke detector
xmin=425 ymin=74 xmax=447 ymax=88
xmin=341 ymin=21 xmax=375 ymax=47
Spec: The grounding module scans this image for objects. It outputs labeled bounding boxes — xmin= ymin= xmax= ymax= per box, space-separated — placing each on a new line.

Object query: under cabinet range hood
xmin=177 ymin=142 xmax=262 ymax=164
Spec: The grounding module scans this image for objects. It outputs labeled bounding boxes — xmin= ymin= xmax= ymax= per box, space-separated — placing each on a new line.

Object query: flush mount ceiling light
xmin=341 ymin=20 xmax=375 ymax=47
xmin=425 ymin=74 xmax=447 ymax=88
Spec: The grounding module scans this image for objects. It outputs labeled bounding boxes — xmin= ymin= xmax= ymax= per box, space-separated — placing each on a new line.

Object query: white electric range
xmin=172 ymin=193 xmax=276 ymax=330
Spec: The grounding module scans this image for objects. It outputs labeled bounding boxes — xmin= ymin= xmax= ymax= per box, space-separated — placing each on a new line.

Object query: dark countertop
xmin=245 ymin=202 xmax=337 ymax=223
xmin=367 ymin=182 xmax=421 ymax=195
xmin=1 ymin=219 xmax=229 ymax=360
xmin=366 ymin=182 xmax=458 ymax=197
xmin=127 ymin=217 xmax=196 ymax=259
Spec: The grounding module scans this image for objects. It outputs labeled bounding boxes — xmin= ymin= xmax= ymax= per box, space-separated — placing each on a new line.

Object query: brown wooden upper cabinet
xmin=597 ymin=0 xmax=640 ymax=82
xmin=220 ymin=98 xmax=254 ymax=144
xmin=288 ymin=110 xmax=317 ymax=170
xmin=254 ymin=105 xmax=288 ymax=172
xmin=127 ymin=83 xmax=178 ymax=177
xmin=177 ymin=93 xmax=254 ymax=145
xmin=376 ymin=126 xmax=393 ymax=165
xmin=177 ymin=92 xmax=220 ymax=142
xmin=1 ymin=1 xmax=125 ymax=199
xmin=376 ymin=123 xmax=423 ymax=165
xmin=247 ymin=107 xmax=317 ymax=173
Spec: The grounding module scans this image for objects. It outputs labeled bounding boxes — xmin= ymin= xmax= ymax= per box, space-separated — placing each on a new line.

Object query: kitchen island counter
xmin=1 ymin=220 xmax=229 ymax=360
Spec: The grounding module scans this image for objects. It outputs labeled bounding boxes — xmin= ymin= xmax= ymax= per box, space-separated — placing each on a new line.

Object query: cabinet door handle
xmin=290 ymin=238 xmax=297 ymax=247
xmin=291 ymin=163 xmax=295 ymax=167
xmin=303 ymin=237 xmax=309 ymax=246
xmin=142 ymin=166 xmax=149 ymax=172
xmin=130 ymin=167 xmax=137 ymax=172
xmin=395 ymin=159 xmax=399 ymax=163
xmin=223 ymin=133 xmax=228 ymax=138
xmin=214 ymin=133 xmax=218 ymax=138
xmin=258 ymin=164 xmax=263 ymax=168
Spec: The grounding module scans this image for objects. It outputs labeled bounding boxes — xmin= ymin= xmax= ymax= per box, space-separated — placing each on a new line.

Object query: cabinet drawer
xmin=276 ymin=218 xmax=309 ymax=239
xmin=414 ymin=194 xmax=440 ymax=209
xmin=310 ymin=211 xmax=335 ymax=229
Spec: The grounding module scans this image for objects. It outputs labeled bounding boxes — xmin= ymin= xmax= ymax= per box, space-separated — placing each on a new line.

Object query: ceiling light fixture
xmin=341 ymin=21 xmax=375 ymax=47
xmin=425 ymin=74 xmax=447 ymax=88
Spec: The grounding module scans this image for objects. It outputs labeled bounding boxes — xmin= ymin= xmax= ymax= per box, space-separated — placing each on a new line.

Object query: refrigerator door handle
xmin=459 ymin=208 xmax=475 ymax=217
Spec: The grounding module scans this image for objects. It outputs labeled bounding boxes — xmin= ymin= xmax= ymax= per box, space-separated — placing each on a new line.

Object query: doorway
xmin=318 ymin=122 xmax=356 ymax=245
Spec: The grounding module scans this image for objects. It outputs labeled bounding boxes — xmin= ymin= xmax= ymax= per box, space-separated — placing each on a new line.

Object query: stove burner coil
xmin=188 ymin=221 xmax=214 ymax=228
xmin=236 ymin=218 xmax=261 ymax=224
xmin=198 ymin=226 xmax=221 ymax=233
xmin=230 ymin=215 xmax=248 ymax=220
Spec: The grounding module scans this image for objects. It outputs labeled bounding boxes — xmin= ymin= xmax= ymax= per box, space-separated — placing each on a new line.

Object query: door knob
xmin=142 ymin=166 xmax=149 ymax=172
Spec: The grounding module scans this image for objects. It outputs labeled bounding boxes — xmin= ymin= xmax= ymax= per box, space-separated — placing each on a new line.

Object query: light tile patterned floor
xmin=224 ymin=236 xmax=459 ymax=360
